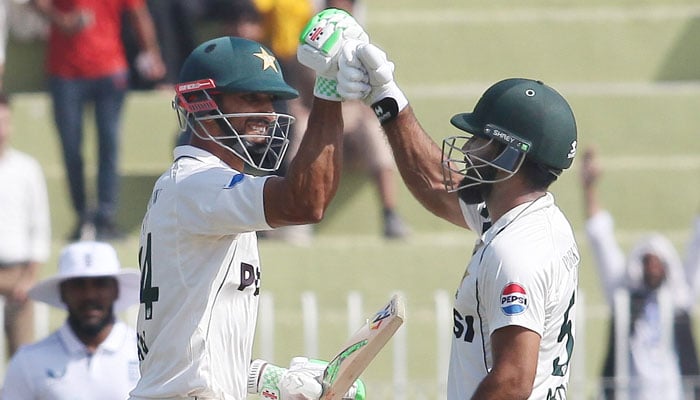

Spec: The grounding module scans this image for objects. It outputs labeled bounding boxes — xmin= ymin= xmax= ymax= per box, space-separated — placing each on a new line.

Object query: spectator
xmin=1 ymin=241 xmax=141 ymax=399
xmin=125 ymin=0 xmax=204 ymax=90
xmin=31 ymin=0 xmax=165 ymax=241
xmin=0 ymin=92 xmax=50 ymax=357
xmin=581 ymin=146 xmax=700 ymax=399
xmin=216 ymin=0 xmax=265 ymax=43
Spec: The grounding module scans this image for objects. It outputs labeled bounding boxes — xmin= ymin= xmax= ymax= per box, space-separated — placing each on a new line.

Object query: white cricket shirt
xmin=449 ymin=193 xmax=580 ymax=399
xmin=1 ymin=321 xmax=140 ymax=399
xmin=0 ymin=148 xmax=50 ymax=264
xmin=129 ymin=146 xmax=272 ymax=400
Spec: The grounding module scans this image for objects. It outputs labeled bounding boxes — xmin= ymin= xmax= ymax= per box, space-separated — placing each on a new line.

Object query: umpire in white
xmin=1 ymin=241 xmax=141 ymax=399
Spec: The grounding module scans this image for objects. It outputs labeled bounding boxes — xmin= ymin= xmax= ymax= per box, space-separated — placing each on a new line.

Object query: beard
xmin=456 ymin=164 xmax=497 ymax=204
xmin=67 ymin=308 xmax=116 ymax=338
xmin=458 ymin=183 xmax=487 ymax=204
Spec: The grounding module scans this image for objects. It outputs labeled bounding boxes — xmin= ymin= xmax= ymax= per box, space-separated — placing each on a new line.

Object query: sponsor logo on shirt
xmin=224 ymin=173 xmax=245 ymax=189
xmin=500 ymin=283 xmax=528 ymax=315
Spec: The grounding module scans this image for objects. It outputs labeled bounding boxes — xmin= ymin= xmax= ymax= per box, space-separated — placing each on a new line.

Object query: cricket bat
xmin=320 ymin=293 xmax=406 ymax=400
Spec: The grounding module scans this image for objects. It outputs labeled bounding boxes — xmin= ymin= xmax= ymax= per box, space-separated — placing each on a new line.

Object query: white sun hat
xmin=28 ymin=241 xmax=141 ymax=312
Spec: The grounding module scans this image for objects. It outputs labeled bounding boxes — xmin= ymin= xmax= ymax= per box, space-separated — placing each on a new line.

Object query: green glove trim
xmin=314 ymin=76 xmax=341 ymax=101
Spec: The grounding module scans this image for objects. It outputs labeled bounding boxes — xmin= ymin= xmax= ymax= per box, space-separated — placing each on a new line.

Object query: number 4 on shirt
xmin=138 ymin=232 xmax=160 ymax=320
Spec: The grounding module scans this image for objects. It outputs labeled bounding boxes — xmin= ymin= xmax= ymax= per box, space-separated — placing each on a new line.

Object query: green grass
xmin=3 ymin=1 xmax=700 ymax=398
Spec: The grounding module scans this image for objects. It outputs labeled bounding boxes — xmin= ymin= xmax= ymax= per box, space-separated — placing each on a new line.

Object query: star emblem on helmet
xmin=253 ymin=47 xmax=278 ymax=73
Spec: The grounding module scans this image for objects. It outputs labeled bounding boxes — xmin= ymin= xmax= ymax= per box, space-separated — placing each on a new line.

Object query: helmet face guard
xmin=441 ymin=124 xmax=530 ymax=193
xmin=174 ymin=79 xmax=294 ymax=172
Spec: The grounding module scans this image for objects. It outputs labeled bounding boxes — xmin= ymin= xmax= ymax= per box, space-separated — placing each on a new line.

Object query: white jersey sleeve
xmin=585 ymin=210 xmax=626 ymax=305
xmin=477 ymin=241 xmax=546 ymax=337
xmin=2 ymin=349 xmax=36 ymax=400
xmin=174 ymin=155 xmax=272 ymax=235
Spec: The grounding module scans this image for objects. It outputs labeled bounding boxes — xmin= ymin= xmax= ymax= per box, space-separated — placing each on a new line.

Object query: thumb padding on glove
xmin=297 ymin=44 xmax=335 ymax=76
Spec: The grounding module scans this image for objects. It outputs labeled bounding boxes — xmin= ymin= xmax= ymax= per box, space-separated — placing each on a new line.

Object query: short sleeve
xmin=2 ymin=351 xmax=35 ymax=400
xmin=479 ymin=244 xmax=547 ymax=337
xmin=178 ymin=171 xmax=272 ymax=235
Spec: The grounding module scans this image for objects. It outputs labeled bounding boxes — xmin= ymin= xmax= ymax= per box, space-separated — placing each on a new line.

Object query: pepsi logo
xmin=500 ymin=283 xmax=528 ymax=315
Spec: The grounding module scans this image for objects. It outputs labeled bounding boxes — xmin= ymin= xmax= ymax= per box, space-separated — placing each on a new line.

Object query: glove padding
xmin=280 ymin=357 xmax=324 ymax=400
xmin=338 ymin=43 xmax=408 ymax=123
xmin=248 ymin=357 xmax=365 ymax=400
xmin=298 ymin=8 xmax=369 ymax=101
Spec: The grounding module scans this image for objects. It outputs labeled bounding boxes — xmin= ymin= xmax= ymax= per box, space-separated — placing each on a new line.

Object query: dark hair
xmin=520 ymin=158 xmax=559 ymax=190
xmin=0 ymin=92 xmax=9 ymax=106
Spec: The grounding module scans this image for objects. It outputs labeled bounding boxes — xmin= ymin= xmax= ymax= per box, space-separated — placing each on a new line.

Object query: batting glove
xmin=338 ymin=43 xmax=408 ymax=124
xmin=298 ymin=8 xmax=369 ymax=101
xmin=248 ymin=357 xmax=365 ymax=400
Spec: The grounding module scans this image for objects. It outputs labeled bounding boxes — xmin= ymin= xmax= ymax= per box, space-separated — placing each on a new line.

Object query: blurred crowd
xmin=0 ymin=0 xmax=409 ymax=243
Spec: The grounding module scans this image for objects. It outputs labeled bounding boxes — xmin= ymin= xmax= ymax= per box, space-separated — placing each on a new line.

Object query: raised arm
xmin=263 ymin=99 xmax=344 ymax=226
xmin=685 ymin=209 xmax=700 ymax=301
xmin=263 ymin=9 xmax=363 ymax=227
xmin=581 ymin=147 xmax=602 ymax=219
xmin=337 ymin=43 xmax=467 ymax=228
xmin=581 ymin=146 xmax=626 ymax=303
xmin=381 ymin=108 xmax=467 ymax=228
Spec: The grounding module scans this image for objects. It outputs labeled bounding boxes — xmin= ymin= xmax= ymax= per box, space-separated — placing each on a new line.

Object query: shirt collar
xmin=482 ymin=192 xmax=554 ymax=245
xmin=57 ymin=320 xmax=129 ymax=355
xmin=173 ymin=145 xmax=245 ymax=174
xmin=173 ymin=145 xmax=219 ymax=163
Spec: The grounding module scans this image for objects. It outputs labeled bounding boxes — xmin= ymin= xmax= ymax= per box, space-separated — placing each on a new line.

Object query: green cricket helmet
xmin=441 ymin=78 xmax=577 ymax=192
xmin=174 ymin=36 xmax=299 ymax=172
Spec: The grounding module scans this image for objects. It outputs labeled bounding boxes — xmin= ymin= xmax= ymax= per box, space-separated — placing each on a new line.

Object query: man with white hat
xmin=1 ymin=241 xmax=141 ymax=400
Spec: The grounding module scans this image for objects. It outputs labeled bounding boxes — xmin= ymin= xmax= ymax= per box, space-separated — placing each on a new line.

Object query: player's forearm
xmin=470 ymin=371 xmax=532 ymax=400
xmin=282 ymin=99 xmax=344 ymax=222
xmin=383 ymin=108 xmax=467 ymax=227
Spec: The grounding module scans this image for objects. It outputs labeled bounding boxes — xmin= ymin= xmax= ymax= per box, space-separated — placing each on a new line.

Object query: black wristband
xmin=372 ymin=97 xmax=400 ymax=124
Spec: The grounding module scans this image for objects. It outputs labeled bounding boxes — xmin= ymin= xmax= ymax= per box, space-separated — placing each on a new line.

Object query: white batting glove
xmin=248 ymin=357 xmax=365 ymax=400
xmin=298 ymin=8 xmax=369 ymax=101
xmin=336 ymin=44 xmax=370 ymax=100
xmin=338 ymin=43 xmax=408 ymax=123
xmin=248 ymin=357 xmax=322 ymax=400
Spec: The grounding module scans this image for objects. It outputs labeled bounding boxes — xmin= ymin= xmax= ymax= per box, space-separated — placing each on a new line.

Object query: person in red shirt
xmin=32 ymin=0 xmax=165 ymax=240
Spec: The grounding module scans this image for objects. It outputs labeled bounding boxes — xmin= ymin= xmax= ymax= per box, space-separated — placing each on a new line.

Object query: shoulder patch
xmin=224 ymin=173 xmax=245 ymax=189
xmin=500 ymin=283 xmax=528 ymax=316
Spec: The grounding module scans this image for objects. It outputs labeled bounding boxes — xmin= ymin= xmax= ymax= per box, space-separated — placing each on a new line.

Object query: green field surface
xmin=2 ymin=1 xmax=700 ymax=398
